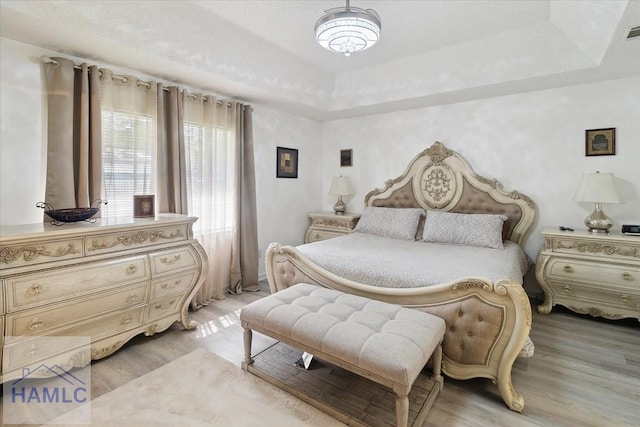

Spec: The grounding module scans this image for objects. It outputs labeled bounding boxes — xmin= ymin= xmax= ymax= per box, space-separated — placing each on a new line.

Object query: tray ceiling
xmin=1 ymin=0 xmax=639 ymax=120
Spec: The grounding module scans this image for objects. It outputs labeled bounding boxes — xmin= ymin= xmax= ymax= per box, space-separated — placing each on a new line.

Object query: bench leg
xmin=432 ymin=340 xmax=444 ymax=391
xmin=395 ymin=394 xmax=409 ymax=427
xmin=241 ymin=326 xmax=253 ymax=370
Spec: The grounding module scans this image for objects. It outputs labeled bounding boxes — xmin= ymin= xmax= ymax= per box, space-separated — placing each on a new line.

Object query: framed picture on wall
xmin=585 ymin=128 xmax=615 ymax=156
xmin=276 ymin=146 xmax=298 ymax=178
xmin=340 ymin=149 xmax=353 ymax=167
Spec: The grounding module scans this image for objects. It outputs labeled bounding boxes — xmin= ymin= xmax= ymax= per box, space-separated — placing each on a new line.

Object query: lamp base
xmin=584 ymin=203 xmax=613 ymax=234
xmin=333 ymin=196 xmax=346 ymax=215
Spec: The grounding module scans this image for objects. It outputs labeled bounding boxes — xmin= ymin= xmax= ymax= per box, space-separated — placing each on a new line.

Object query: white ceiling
xmin=1 ymin=0 xmax=639 ymax=120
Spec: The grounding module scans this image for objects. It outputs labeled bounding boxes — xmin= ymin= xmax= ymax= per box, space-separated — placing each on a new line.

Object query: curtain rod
xmin=40 ymin=55 xmax=241 ymax=108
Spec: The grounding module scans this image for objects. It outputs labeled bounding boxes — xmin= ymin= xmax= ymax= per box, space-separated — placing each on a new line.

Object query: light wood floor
xmin=11 ymin=283 xmax=640 ymax=426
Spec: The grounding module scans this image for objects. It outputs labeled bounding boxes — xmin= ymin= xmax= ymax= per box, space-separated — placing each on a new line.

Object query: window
xmin=183 ymin=121 xmax=235 ymax=235
xmin=102 ymin=109 xmax=156 ymax=218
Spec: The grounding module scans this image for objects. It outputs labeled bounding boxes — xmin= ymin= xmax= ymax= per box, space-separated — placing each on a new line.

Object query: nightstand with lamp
xmin=535 ymin=171 xmax=639 ymax=320
xmin=304 ymin=176 xmax=360 ymax=243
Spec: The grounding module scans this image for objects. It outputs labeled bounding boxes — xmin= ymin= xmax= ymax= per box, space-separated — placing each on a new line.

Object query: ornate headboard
xmin=364 ymin=142 xmax=536 ymax=245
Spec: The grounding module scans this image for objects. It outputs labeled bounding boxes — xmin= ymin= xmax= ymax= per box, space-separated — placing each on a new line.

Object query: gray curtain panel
xmin=43 ymin=58 xmax=102 ymax=210
xmin=229 ymin=104 xmax=259 ymax=294
xmin=157 ymin=86 xmax=188 ymax=214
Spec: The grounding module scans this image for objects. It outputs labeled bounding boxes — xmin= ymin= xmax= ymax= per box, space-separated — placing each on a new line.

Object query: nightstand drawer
xmin=547 ymin=258 xmax=639 ymax=286
xmin=547 ymin=281 xmax=640 ymax=311
xmin=549 ymin=237 xmax=639 ymax=261
xmin=306 ymin=230 xmax=346 ymax=243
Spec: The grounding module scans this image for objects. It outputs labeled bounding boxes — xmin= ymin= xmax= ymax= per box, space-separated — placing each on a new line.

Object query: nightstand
xmin=535 ymin=227 xmax=639 ymax=320
xmin=304 ymin=212 xmax=360 ymax=244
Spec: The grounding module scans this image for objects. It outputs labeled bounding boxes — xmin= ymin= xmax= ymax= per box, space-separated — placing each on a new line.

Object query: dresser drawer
xmin=151 ymin=271 xmax=197 ymax=300
xmin=546 ymin=258 xmax=639 ymax=286
xmin=3 ymin=307 xmax=145 ymax=372
xmin=5 ymin=255 xmax=149 ymax=311
xmin=0 ymin=237 xmax=84 ymax=269
xmin=85 ymin=224 xmax=188 ymax=255
xmin=147 ymin=296 xmax=182 ymax=320
xmin=150 ymin=247 xmax=198 ymax=276
xmin=6 ymin=282 xmax=148 ymax=337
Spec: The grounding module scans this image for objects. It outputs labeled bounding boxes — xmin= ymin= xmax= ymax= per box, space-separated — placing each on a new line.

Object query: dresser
xmin=535 ymin=228 xmax=639 ymax=320
xmin=304 ymin=212 xmax=360 ymax=244
xmin=0 ymin=214 xmax=207 ymax=381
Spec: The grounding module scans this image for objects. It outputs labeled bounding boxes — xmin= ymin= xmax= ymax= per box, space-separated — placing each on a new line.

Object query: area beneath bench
xmin=248 ymin=342 xmax=441 ymax=427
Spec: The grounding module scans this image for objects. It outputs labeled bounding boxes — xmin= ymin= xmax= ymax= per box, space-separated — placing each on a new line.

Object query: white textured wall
xmin=0 ymin=38 xmax=47 ymax=225
xmin=252 ymin=106 xmax=323 ymax=278
xmin=322 ymin=76 xmax=640 ymax=263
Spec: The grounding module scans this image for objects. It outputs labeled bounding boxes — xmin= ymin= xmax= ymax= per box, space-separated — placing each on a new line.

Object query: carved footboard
xmin=265 ymin=242 xmax=532 ymax=412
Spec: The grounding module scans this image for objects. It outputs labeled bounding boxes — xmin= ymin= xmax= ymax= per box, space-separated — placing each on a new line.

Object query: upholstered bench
xmin=240 ymin=283 xmax=446 ymax=427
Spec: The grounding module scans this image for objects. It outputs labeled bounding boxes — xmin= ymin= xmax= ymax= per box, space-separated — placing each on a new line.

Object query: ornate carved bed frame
xmin=265 ymin=142 xmax=537 ymax=412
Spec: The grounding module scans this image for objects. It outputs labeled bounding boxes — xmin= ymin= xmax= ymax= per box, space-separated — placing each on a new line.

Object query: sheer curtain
xmin=183 ymin=95 xmax=236 ymax=305
xmin=100 ymin=71 xmax=157 ymax=218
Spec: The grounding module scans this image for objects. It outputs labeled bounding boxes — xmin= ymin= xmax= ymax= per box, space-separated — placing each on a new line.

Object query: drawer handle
xmin=126 ymin=264 xmax=138 ymax=275
xmin=160 ymin=255 xmax=181 ymax=265
xmin=155 ymin=299 xmax=177 ymax=310
xmin=28 ymin=318 xmax=44 ymax=330
xmin=25 ymin=343 xmax=40 ymax=357
xmin=620 ymin=295 xmax=631 ymax=305
xmin=161 ymin=279 xmax=182 ymax=289
xmin=562 ymin=286 xmax=573 ymax=294
xmin=126 ymin=294 xmax=140 ymax=303
xmin=26 ymin=283 xmax=44 ymax=297
xmin=622 ymin=272 xmax=633 ymax=281
xmin=121 ymin=315 xmax=134 ymax=325
xmin=562 ymin=265 xmax=574 ymax=273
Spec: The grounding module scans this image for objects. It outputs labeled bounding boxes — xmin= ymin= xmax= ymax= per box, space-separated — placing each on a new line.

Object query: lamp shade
xmin=329 ymin=176 xmax=354 ymax=196
xmin=573 ymin=172 xmax=623 ymax=204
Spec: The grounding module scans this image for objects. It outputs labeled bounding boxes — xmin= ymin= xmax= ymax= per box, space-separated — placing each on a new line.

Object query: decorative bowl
xmin=37 ymin=200 xmax=108 ymax=225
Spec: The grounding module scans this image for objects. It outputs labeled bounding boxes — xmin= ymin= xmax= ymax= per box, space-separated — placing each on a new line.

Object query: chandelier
xmin=314 ymin=0 xmax=382 ymax=57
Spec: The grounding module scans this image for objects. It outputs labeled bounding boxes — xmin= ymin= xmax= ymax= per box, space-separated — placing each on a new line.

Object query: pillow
xmin=354 ymin=207 xmax=424 ymax=240
xmin=421 ymin=211 xmax=508 ymax=249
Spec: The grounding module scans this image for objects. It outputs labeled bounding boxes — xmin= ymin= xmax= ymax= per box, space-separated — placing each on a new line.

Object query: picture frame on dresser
xmin=585 ymin=127 xmax=615 ymax=156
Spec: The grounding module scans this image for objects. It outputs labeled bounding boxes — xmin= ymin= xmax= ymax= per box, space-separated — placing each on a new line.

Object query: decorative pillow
xmin=421 ymin=211 xmax=508 ymax=249
xmin=354 ymin=207 xmax=424 ymax=240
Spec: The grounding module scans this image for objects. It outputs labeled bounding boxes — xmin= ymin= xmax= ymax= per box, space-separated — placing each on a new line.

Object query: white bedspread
xmin=297 ymin=232 xmax=531 ymax=289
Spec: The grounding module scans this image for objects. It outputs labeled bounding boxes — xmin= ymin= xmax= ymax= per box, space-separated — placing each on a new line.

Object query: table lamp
xmin=329 ymin=176 xmax=354 ymax=215
xmin=573 ymin=171 xmax=623 ymax=234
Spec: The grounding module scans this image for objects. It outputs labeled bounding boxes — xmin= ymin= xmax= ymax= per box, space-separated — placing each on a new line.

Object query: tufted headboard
xmin=364 ymin=141 xmax=537 ymax=246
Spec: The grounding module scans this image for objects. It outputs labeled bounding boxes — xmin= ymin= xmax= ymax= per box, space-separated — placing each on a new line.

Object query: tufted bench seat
xmin=240 ymin=283 xmax=446 ymax=427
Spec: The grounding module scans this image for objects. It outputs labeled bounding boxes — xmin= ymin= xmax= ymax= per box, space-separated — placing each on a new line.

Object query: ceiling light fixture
xmin=315 ymin=0 xmax=381 ymax=57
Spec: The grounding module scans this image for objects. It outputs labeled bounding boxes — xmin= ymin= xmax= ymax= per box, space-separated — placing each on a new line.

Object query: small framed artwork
xmin=340 ymin=149 xmax=353 ymax=167
xmin=133 ymin=195 xmax=155 ymax=218
xmin=585 ymin=128 xmax=615 ymax=156
xmin=276 ymin=146 xmax=298 ymax=178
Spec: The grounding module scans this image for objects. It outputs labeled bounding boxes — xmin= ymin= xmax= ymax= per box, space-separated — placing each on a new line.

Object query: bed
xmin=265 ymin=141 xmax=536 ymax=412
